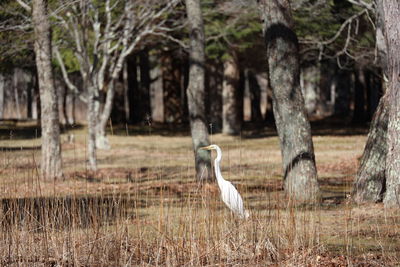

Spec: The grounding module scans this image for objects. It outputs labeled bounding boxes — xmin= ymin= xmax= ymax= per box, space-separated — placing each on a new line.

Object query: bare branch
xmin=346 ymin=0 xmax=375 ymax=11
xmin=16 ymin=0 xmax=31 ymax=13
xmin=54 ymin=46 xmax=87 ymax=103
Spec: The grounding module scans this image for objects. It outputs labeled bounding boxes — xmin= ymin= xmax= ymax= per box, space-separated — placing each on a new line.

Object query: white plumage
xmin=201 ymin=144 xmax=249 ymax=219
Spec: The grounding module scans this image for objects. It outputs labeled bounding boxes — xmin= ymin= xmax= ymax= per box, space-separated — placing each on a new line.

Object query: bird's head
xmin=200 ymin=144 xmax=219 ymax=151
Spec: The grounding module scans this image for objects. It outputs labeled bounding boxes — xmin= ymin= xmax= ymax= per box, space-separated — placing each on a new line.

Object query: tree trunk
xmin=222 ymin=54 xmax=241 ymax=135
xmin=258 ymin=0 xmax=319 ymax=202
xmin=139 ymin=49 xmax=151 ymax=122
xmin=32 ymin=0 xmax=63 ymax=180
xmin=352 ymin=95 xmax=388 ymax=203
xmin=96 ymin=81 xmax=114 ymax=150
xmin=185 ymin=0 xmax=212 ymax=181
xmin=352 ymin=67 xmax=367 ymax=124
xmin=162 ymin=52 xmax=184 ymax=123
xmin=87 ymin=84 xmax=97 ymax=171
xmin=126 ymin=54 xmax=138 ymax=123
xmin=382 ymin=0 xmax=400 ymax=207
xmin=206 ymin=60 xmax=223 ymax=133
xmin=0 ymin=74 xmax=4 ymax=119
xmin=27 ymin=73 xmax=33 ymax=119
xmin=248 ymin=70 xmax=263 ymax=123
xmin=13 ymin=69 xmax=22 ymax=119
xmin=352 ymin=0 xmax=388 ymax=203
xmin=301 ymin=64 xmax=320 ymax=116
xmin=333 ymin=69 xmax=352 ymax=119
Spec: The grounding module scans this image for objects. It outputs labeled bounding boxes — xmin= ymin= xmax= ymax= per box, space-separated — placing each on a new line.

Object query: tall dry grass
xmin=0 ymin=125 xmax=399 ymax=266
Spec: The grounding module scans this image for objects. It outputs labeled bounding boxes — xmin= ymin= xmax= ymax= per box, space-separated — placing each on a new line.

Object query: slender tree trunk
xmin=62 ymin=83 xmax=69 ymax=125
xmin=27 ymin=74 xmax=33 ymax=119
xmin=258 ymin=0 xmax=319 ymax=202
xmin=0 ymin=74 xmax=4 ymax=119
xmin=87 ymin=84 xmax=97 ymax=171
xmin=96 ymin=81 xmax=114 ymax=150
xmin=162 ymin=52 xmax=184 ymax=123
xmin=301 ymin=64 xmax=320 ymax=116
xmin=206 ymin=60 xmax=223 ymax=133
xmin=222 ymin=54 xmax=241 ymax=135
xmin=139 ymin=49 xmax=151 ymax=122
xmin=248 ymin=70 xmax=263 ymax=123
xmin=126 ymin=54 xmax=138 ymax=123
xmin=352 ymin=0 xmax=388 ymax=203
xmin=352 ymin=67 xmax=367 ymax=124
xmin=32 ymin=0 xmax=62 ymax=180
xmin=383 ymin=0 xmax=400 ymax=207
xmin=185 ymin=0 xmax=212 ymax=181
xmin=334 ymin=69 xmax=352 ymax=119
xmin=13 ymin=69 xmax=22 ymax=119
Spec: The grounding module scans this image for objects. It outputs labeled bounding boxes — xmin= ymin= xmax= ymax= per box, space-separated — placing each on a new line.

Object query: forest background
xmin=0 ymin=0 xmax=399 ymax=266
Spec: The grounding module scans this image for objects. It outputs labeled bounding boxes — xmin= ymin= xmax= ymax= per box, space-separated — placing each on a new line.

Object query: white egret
xmin=200 ymin=144 xmax=249 ymax=219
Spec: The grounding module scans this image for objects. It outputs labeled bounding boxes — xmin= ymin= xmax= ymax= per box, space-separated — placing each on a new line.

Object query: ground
xmin=0 ymin=121 xmax=399 ymax=266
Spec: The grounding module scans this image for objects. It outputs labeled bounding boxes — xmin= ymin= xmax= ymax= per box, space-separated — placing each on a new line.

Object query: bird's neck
xmin=214 ymin=148 xmax=224 ymax=184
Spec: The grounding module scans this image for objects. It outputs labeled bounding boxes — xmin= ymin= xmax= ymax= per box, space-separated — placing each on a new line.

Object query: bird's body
xmin=201 ymin=144 xmax=249 ymax=219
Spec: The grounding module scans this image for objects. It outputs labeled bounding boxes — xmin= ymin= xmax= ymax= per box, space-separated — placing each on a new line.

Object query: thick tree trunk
xmin=222 ymin=55 xmax=241 ymax=135
xmin=185 ymin=0 xmax=212 ymax=181
xmin=32 ymin=0 xmax=63 ymax=180
xmin=258 ymin=0 xmax=319 ymax=202
xmin=248 ymin=70 xmax=263 ymax=123
xmin=352 ymin=95 xmax=388 ymax=203
xmin=383 ymin=0 xmax=400 ymax=208
xmin=352 ymin=0 xmax=388 ymax=203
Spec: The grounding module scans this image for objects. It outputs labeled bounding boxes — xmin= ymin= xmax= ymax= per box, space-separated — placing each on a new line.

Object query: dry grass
xmin=0 ymin=122 xmax=399 ymax=266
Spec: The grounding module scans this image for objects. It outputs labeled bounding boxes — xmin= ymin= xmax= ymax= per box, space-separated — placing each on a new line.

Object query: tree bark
xmin=87 ymin=84 xmax=98 ymax=171
xmin=32 ymin=0 xmax=63 ymax=180
xmin=352 ymin=0 xmax=388 ymax=203
xmin=222 ymin=54 xmax=241 ymax=135
xmin=185 ymin=0 xmax=212 ymax=181
xmin=352 ymin=94 xmax=388 ymax=203
xmin=258 ymin=0 xmax=319 ymax=202
xmin=382 ymin=0 xmax=400 ymax=207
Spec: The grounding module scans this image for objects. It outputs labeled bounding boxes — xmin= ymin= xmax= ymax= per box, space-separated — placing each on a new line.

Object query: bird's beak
xmin=200 ymin=145 xmax=213 ymax=150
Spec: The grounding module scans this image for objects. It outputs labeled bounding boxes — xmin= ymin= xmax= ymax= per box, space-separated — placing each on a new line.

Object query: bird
xmin=200 ymin=144 xmax=249 ymax=219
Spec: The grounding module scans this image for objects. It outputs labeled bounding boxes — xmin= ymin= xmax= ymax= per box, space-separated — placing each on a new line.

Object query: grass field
xmin=0 ymin=121 xmax=399 ymax=266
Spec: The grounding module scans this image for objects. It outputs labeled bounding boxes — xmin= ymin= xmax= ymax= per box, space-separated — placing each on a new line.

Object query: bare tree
xmin=32 ymin=0 xmax=63 ymax=180
xmin=382 ymin=0 xmax=400 ymax=208
xmin=258 ymin=0 xmax=320 ymax=202
xmin=53 ymin=0 xmax=179 ymax=170
xmin=185 ymin=0 xmax=212 ymax=181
